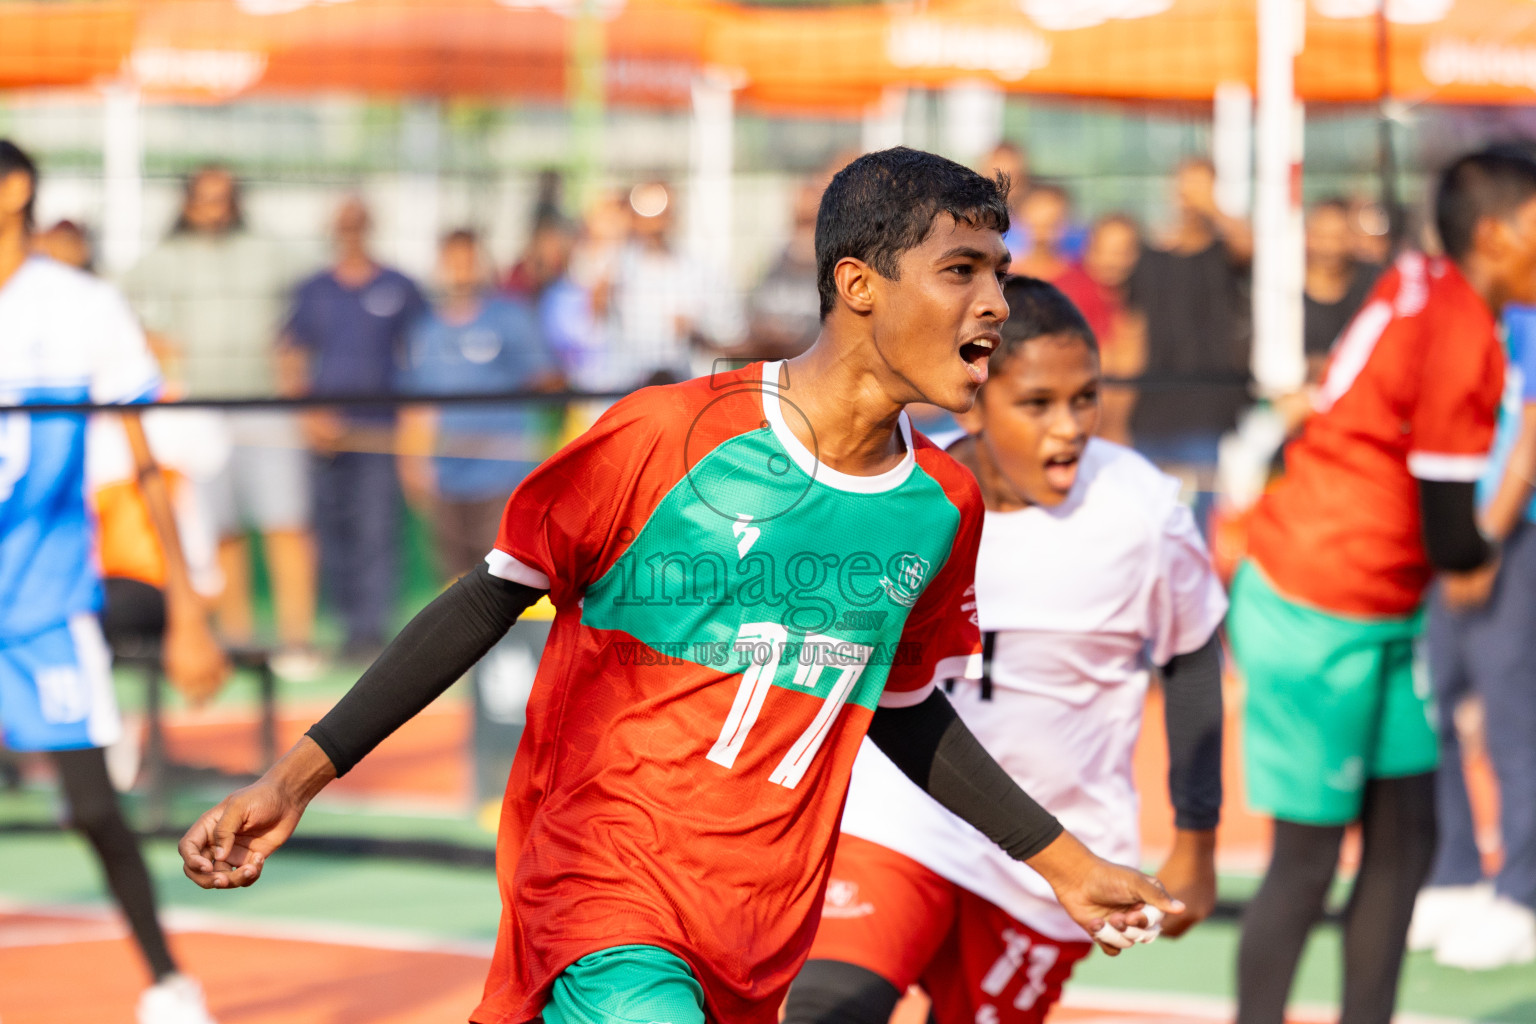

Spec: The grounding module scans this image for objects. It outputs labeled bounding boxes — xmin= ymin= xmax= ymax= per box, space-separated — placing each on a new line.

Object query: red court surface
xmin=153 ymin=698 xmax=472 ymax=805
xmin=0 ymin=911 xmax=490 ymax=1024
xmin=0 ymin=910 xmax=1299 ymax=1024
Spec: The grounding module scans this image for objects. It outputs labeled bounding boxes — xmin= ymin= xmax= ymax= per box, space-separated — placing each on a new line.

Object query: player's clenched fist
xmin=162 ymin=610 xmax=230 ymax=706
xmin=179 ymin=735 xmax=336 ymax=889
xmin=1026 ymin=831 xmax=1184 ymax=956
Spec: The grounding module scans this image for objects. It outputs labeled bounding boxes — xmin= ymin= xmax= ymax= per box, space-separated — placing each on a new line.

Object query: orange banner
xmin=1383 ymin=0 xmax=1536 ymax=104
xmin=718 ymin=0 xmax=1536 ymax=109
xmin=717 ymin=0 xmax=1260 ymax=108
xmin=123 ymin=0 xmax=709 ymax=105
xmin=0 ymin=2 xmax=137 ymax=89
xmin=7 ymin=0 xmax=1536 ymax=108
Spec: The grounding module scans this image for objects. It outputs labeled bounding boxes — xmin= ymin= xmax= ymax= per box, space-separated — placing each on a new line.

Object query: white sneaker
xmin=137 ymin=973 xmax=217 ymax=1024
xmin=270 ymin=647 xmax=325 ymax=683
xmin=1434 ymin=895 xmax=1536 ymax=971
xmin=1409 ymin=883 xmax=1491 ymax=952
xmin=104 ymin=717 xmax=143 ymax=792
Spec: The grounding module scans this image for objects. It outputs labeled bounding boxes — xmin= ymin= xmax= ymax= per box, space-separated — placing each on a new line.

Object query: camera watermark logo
xmin=683 ymin=362 xmax=816 ymax=525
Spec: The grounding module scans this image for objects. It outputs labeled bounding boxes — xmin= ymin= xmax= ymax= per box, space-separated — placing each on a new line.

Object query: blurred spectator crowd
xmin=31 ymin=145 xmax=1396 ymax=676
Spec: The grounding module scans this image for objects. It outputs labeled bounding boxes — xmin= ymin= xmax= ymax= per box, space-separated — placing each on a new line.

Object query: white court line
xmin=0 ymin=917 xmax=124 ymax=949
xmin=1064 ymin=986 xmax=1498 ymax=1024
xmin=0 ymin=897 xmax=494 ymax=959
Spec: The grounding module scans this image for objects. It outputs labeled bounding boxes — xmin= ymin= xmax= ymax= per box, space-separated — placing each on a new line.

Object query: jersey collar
xmin=758 ymin=360 xmax=917 ymax=495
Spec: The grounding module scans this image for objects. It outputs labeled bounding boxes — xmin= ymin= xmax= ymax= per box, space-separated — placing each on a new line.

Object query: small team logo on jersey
xmin=822 ymin=879 xmax=876 ymax=919
xmin=879 ymin=553 xmax=930 ymax=607
xmin=732 ymin=513 xmax=760 ymax=559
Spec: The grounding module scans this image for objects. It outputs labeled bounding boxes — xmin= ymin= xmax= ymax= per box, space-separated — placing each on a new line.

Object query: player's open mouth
xmin=1043 ymin=451 xmax=1080 ymax=491
xmin=959 ymin=336 xmax=996 ymax=384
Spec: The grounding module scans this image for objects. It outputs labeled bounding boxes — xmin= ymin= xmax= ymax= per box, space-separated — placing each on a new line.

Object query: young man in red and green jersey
xmin=1231 ymin=148 xmax=1536 ymax=1024
xmin=179 ymin=148 xmax=1179 ymax=1024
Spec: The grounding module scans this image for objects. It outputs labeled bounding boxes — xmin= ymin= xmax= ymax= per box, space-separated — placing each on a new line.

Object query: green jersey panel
xmin=581 ymin=426 xmax=960 ymax=711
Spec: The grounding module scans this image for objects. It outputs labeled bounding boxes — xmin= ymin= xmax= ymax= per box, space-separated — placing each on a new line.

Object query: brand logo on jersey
xmin=821 ymin=879 xmax=876 ymax=919
xmin=961 ymin=582 xmax=979 ymax=627
xmin=732 ymin=514 xmax=760 ymax=558
xmin=878 ymin=553 xmax=930 ymax=607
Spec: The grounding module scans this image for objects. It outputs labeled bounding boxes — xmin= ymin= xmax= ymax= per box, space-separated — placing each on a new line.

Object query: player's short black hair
xmin=815 ymin=147 xmax=1010 ymax=319
xmin=0 ymin=139 xmax=38 ymax=231
xmin=441 ymin=227 xmax=479 ymax=248
xmin=993 ymin=276 xmax=1098 ymax=370
xmin=1436 ymin=147 xmax=1536 ymax=261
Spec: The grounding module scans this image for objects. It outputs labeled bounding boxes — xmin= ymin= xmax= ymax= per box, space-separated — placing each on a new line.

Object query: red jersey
xmin=471 ymin=361 xmax=984 ymax=1024
xmin=1051 ymin=263 xmax=1117 ymax=347
xmin=1247 ymin=254 xmax=1504 ymax=617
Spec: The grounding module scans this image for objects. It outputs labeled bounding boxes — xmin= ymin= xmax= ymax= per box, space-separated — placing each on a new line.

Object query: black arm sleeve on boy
xmin=1160 ymin=633 xmax=1224 ymax=832
xmin=867 ymin=688 xmax=1064 ymax=862
xmin=1419 ymin=479 xmax=1495 ymax=572
xmin=306 ymin=564 xmax=545 ymax=776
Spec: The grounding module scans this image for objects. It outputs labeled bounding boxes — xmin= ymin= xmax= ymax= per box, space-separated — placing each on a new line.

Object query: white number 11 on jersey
xmin=706 ymin=621 xmax=872 ymax=790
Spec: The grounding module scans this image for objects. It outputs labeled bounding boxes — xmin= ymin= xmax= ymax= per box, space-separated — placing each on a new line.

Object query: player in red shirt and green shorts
xmin=177 ymin=148 xmax=1179 ymax=1024
xmin=1231 ymin=149 xmax=1536 ymax=1024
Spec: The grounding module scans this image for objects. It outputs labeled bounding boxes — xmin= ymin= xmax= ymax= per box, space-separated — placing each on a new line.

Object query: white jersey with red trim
xmin=839 ymin=439 xmax=1228 ymax=941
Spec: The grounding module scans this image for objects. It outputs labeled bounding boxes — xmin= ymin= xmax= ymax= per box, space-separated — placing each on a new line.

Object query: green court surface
xmin=3 ymin=781 xmax=1533 ymax=1023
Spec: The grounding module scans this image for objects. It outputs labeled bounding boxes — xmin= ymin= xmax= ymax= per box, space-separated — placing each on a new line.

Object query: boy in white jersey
xmin=0 ymin=140 xmax=228 ymax=1023
xmin=786 ymin=277 xmax=1228 ymax=1024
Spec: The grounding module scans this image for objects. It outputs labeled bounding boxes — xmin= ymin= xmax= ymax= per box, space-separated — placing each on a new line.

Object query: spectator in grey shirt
xmin=121 ymin=166 xmax=320 ymax=677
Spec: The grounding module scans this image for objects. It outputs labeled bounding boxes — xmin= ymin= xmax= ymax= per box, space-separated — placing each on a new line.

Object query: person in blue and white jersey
xmin=0 ymin=139 xmax=228 ymax=1024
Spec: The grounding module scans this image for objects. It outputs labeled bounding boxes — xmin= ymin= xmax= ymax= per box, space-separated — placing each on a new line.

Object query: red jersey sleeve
xmin=1406 ymin=302 xmax=1504 ymax=483
xmin=487 ymin=395 xmax=665 ymax=606
xmin=878 ymin=464 xmax=984 ymax=708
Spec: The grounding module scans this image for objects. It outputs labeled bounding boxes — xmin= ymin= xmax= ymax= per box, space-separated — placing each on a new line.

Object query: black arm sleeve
xmin=306 ymin=564 xmax=545 ymax=776
xmin=866 ymin=688 xmax=1064 ymax=862
xmin=1419 ymin=479 xmax=1494 ymax=571
xmin=1160 ymin=633 xmax=1224 ymax=832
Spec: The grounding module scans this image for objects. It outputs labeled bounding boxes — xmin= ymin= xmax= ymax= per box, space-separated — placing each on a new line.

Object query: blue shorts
xmin=0 ymin=615 xmax=121 ymax=751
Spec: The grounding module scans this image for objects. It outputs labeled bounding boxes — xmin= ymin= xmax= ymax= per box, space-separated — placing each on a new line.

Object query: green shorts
xmin=1229 ymin=561 xmax=1439 ymax=826
xmin=543 ymin=945 xmax=705 ymax=1024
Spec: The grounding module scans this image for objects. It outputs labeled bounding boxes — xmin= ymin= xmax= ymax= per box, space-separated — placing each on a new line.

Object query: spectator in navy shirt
xmin=397 ymin=229 xmax=562 ymax=580
xmin=279 ymin=197 xmax=426 ymax=660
